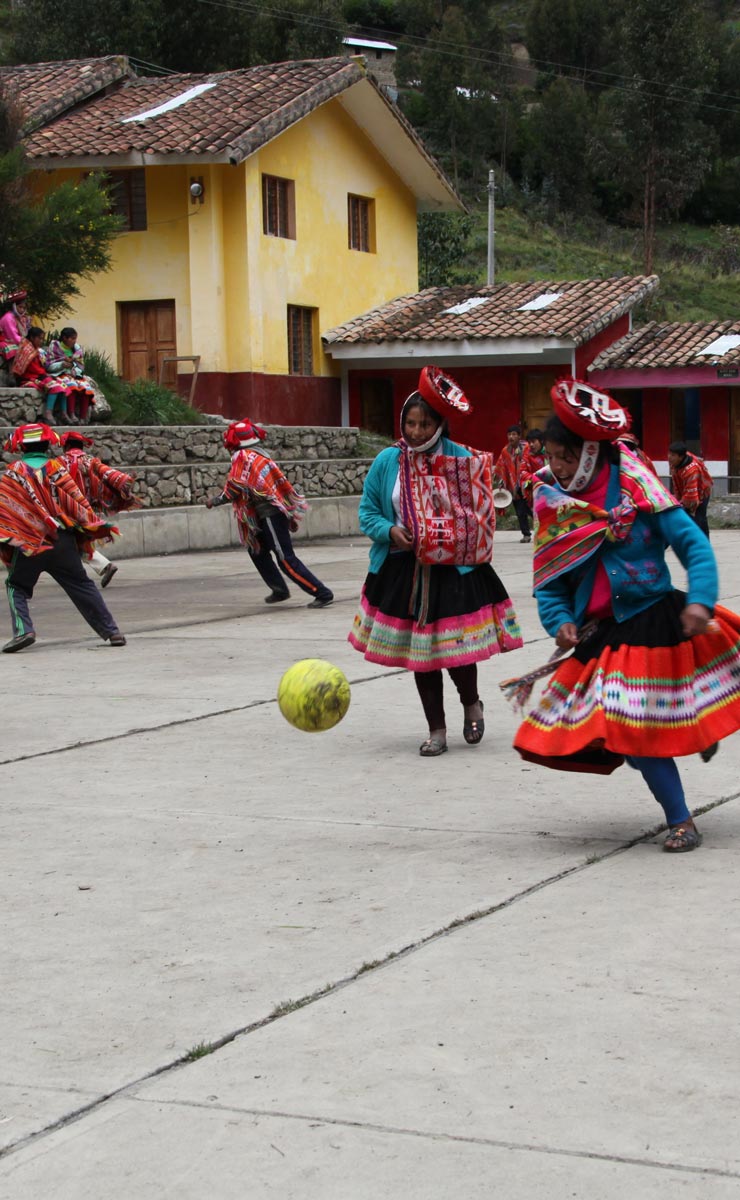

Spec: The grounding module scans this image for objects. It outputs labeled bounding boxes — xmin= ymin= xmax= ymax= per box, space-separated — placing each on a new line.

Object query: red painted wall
xmin=640 ymin=388 xmax=671 ymax=460
xmin=349 ymin=365 xmax=528 ymax=453
xmin=701 ymin=387 xmax=729 ymax=459
xmin=576 ymin=314 xmax=630 ymax=377
xmin=181 ymin=372 xmax=341 ymax=425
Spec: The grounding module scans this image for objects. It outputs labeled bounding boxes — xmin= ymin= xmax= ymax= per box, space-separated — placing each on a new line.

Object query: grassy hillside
xmin=460 ymin=206 xmax=740 ymax=323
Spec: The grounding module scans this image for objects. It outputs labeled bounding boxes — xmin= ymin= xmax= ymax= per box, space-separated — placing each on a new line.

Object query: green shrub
xmin=83 ymin=348 xmax=204 ymax=426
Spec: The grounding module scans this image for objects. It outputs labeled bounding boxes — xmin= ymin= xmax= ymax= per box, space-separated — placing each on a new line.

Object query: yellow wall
xmin=243 ymin=99 xmax=419 ymax=376
xmin=36 ymin=166 xmax=193 ymax=369
xmin=33 ymin=95 xmax=419 ymax=379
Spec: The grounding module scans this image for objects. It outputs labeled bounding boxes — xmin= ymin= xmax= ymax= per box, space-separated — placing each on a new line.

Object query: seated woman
xmin=0 ymin=290 xmax=31 ymax=367
xmin=45 ymin=328 xmax=97 ymax=422
xmin=11 ymin=327 xmax=72 ymax=424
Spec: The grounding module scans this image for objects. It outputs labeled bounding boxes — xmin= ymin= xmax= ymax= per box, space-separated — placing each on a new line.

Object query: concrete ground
xmin=1 ymin=531 xmax=740 ymax=1198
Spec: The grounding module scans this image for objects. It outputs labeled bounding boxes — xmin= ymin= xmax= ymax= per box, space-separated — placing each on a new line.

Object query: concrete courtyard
xmin=1 ymin=530 xmax=740 ymax=1197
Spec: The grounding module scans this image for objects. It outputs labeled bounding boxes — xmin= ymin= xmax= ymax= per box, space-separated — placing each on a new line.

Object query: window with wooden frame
xmin=348 ymin=194 xmax=375 ymax=253
xmin=262 ymin=174 xmax=296 ymax=239
xmin=287 ymin=305 xmax=316 ymax=375
xmin=107 ymin=168 xmax=147 ymax=232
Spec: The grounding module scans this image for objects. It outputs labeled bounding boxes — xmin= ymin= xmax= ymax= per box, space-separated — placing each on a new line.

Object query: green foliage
xmin=418 ymin=211 xmax=476 ymax=287
xmin=6 ymin=0 xmax=346 ymax=73
xmin=0 ymin=90 xmax=121 ymax=317
xmin=83 ymin=349 xmax=205 ymax=426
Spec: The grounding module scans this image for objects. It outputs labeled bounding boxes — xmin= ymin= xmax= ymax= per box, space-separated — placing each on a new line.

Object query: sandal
xmin=419 ymin=735 xmax=448 ymax=757
xmin=463 ymin=701 xmax=485 ymax=746
xmin=663 ymin=822 xmax=703 ymax=853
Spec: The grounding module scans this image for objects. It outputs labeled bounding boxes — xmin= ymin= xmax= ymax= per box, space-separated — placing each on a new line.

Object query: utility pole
xmin=487 ymin=168 xmax=495 ymax=286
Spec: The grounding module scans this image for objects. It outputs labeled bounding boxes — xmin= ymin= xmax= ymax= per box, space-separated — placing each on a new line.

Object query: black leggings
xmin=414 ymin=664 xmax=478 ymax=730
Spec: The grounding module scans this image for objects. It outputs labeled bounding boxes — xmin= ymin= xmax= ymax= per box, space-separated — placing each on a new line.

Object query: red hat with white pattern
xmin=223 ymin=419 xmax=267 ymax=451
xmin=4 ymin=423 xmax=60 ymax=453
xmin=551 ymin=379 xmax=631 ymax=442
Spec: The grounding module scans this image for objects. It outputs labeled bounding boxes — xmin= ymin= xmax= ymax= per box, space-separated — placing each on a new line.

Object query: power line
xmin=190 ymin=0 xmax=740 ymax=118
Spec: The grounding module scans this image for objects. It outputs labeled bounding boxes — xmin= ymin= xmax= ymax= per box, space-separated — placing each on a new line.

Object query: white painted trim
xmin=324 ymin=336 xmax=575 ymax=362
xmin=343 ymin=36 xmax=397 ymax=51
xmin=654 ymin=460 xmax=727 ymax=477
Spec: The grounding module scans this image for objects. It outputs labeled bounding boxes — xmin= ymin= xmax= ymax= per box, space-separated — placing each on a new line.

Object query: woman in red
xmin=11 ymin=327 xmax=72 ymax=425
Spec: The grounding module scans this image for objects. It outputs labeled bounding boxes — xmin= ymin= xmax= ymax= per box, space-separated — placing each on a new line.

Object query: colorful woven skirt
xmin=514 ymin=591 xmax=740 ymax=773
xmin=348 ymin=550 xmax=523 ymax=671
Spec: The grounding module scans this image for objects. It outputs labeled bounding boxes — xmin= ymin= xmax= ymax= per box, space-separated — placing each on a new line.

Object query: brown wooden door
xmin=120 ymin=300 xmax=176 ymax=386
xmin=521 ymin=371 xmax=558 ymax=433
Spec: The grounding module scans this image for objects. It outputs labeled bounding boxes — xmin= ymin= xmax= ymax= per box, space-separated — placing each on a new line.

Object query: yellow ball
xmin=277 ymin=658 xmax=351 ymax=733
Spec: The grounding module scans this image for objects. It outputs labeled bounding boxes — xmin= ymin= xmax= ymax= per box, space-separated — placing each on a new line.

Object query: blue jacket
xmin=358 ymin=439 xmax=474 ymax=575
xmin=536 ymin=463 xmax=718 ymax=636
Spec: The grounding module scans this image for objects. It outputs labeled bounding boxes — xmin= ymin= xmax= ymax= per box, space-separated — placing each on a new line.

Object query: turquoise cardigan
xmin=358 ymin=439 xmax=475 ymax=576
xmin=536 ymin=463 xmax=718 ymax=635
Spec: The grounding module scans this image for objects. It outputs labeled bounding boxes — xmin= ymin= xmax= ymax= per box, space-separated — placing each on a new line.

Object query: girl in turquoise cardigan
xmin=349 ymin=382 xmax=522 ymax=757
xmin=513 ymin=383 xmax=740 ymax=853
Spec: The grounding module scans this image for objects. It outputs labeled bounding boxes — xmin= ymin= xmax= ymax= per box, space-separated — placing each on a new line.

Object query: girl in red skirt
xmin=512 ymin=379 xmax=740 ymax=852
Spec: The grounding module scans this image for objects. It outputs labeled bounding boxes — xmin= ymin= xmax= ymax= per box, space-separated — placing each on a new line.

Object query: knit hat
xmin=4 ymin=423 xmax=60 ymax=453
xmin=223 ymin=419 xmax=267 ymax=451
xmin=417 ymin=366 xmax=473 ymax=416
xmin=551 ymin=378 xmax=631 ymax=442
xmin=60 ymin=430 xmax=94 ymax=449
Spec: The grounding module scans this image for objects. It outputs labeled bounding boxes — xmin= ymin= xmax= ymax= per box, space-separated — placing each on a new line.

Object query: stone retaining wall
xmin=0 ymin=402 xmax=371 ymax=505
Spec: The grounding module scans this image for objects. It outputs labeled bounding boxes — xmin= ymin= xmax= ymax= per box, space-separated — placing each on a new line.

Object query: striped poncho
xmin=0 ymin=457 xmax=117 ymax=562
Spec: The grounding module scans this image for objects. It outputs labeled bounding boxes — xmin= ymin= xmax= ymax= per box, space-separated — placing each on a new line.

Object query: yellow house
xmin=6 ymin=55 xmax=461 ymax=423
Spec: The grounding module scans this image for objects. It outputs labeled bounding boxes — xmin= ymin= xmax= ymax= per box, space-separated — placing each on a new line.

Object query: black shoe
xmin=108 ymin=632 xmax=127 ymax=646
xmin=520 ymin=536 xmax=532 ymax=543
xmin=100 ymin=562 xmax=118 ymax=588
xmin=2 ymin=632 xmax=36 ymax=653
xmin=265 ymin=591 xmax=290 ymax=604
xmin=307 ymin=596 xmax=334 ymax=608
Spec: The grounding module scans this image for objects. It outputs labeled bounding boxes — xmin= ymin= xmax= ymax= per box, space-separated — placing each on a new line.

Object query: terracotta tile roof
xmin=589 ymin=320 xmax=740 ymax=369
xmin=322 ymin=276 xmax=659 ymax=347
xmin=0 ymin=56 xmax=129 ymax=132
xmin=22 ymin=57 xmax=365 ymax=163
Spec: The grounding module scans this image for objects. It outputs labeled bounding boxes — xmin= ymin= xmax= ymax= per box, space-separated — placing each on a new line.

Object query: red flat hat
xmin=4 ymin=423 xmax=61 ymax=452
xmin=551 ymin=378 xmax=631 ymax=442
xmin=7 ymin=289 xmax=27 ymax=304
xmin=417 ymin=366 xmax=473 ymax=416
xmin=223 ymin=419 xmax=267 ymax=451
xmin=61 ymin=430 xmax=94 ymax=447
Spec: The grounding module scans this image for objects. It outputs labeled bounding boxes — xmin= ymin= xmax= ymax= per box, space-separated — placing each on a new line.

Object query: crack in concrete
xmin=129 ymin=1095 xmax=740 ymax=1181
xmin=0 ymin=669 xmax=406 ymax=767
xmin=3 ymin=787 xmax=739 ymax=1163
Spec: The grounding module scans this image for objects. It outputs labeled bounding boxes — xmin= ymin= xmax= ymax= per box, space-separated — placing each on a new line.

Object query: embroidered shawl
xmin=398 ymin=442 xmax=495 ymax=567
xmin=223 ymin=449 xmax=308 ymax=550
xmin=532 ymin=449 xmax=677 ymax=591
xmin=63 ymin=451 xmax=141 ymax=514
xmin=0 ymin=458 xmax=117 ymax=561
xmin=11 ymin=338 xmax=40 ymax=380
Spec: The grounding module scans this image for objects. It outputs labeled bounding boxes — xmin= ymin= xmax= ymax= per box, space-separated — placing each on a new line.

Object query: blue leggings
xmin=626 ymin=756 xmax=691 ymax=827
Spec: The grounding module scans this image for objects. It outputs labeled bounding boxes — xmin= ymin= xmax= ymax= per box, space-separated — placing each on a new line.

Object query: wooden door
xmin=359 ymin=378 xmax=395 ymax=436
xmin=521 ymin=371 xmax=558 ymax=433
xmin=120 ymin=300 xmax=176 ymax=386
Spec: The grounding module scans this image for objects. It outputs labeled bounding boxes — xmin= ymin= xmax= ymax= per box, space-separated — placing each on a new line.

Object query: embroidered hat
xmin=417 ymin=366 xmax=473 ymax=416
xmin=551 ymin=378 xmax=631 ymax=442
xmin=6 ymin=289 xmax=28 ymax=305
xmin=223 ymin=419 xmax=267 ymax=451
xmin=60 ymin=431 xmax=94 ymax=448
xmin=4 ymin=423 xmax=60 ymax=452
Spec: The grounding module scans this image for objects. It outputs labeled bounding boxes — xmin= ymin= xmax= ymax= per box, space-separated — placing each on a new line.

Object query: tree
xmin=594 ymin=0 xmax=716 ymax=272
xmin=521 ymin=78 xmax=594 ymax=212
xmin=0 ymin=88 xmax=121 ymax=317
xmin=417 ymin=211 xmax=474 ymax=287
